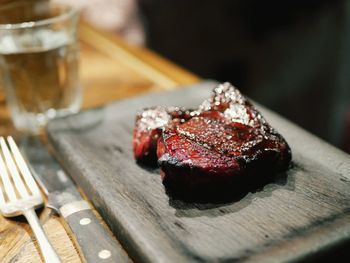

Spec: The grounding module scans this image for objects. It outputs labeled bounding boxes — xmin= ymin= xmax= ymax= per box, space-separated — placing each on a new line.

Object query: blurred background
xmin=2 ymin=0 xmax=350 ymax=153
xmin=137 ymin=0 xmax=350 ymax=154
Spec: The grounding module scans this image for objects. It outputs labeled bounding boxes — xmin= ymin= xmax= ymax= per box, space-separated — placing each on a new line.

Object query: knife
xmin=23 ymin=138 xmax=130 ymax=263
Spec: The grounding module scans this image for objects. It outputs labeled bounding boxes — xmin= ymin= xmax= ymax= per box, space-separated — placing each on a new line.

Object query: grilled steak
xmin=133 ymin=106 xmax=195 ymax=165
xmin=133 ymin=82 xmax=291 ymax=191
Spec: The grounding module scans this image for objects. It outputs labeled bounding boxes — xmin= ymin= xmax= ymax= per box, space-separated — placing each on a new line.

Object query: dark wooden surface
xmin=47 ymin=81 xmax=350 ymax=263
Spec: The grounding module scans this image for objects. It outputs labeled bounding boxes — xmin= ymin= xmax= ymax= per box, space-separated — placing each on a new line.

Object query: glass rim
xmin=0 ymin=2 xmax=79 ymax=30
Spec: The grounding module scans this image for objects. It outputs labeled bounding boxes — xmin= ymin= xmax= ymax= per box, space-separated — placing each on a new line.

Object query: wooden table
xmin=0 ymin=22 xmax=199 ymax=263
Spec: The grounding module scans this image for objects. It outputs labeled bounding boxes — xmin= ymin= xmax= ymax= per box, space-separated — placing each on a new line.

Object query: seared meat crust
xmin=133 ymin=82 xmax=291 ymax=190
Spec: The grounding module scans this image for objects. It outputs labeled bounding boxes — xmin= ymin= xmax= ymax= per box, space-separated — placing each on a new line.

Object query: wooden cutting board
xmin=47 ymin=81 xmax=350 ymax=263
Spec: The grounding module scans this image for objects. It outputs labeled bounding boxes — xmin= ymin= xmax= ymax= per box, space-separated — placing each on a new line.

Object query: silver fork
xmin=0 ymin=136 xmax=61 ymax=263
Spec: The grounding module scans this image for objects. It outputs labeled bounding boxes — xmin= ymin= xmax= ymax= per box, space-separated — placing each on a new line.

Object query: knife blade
xmin=23 ymin=137 xmax=130 ymax=263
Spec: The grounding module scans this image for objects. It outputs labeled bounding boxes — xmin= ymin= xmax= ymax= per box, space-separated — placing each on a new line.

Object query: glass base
xmin=11 ymin=102 xmax=81 ymax=135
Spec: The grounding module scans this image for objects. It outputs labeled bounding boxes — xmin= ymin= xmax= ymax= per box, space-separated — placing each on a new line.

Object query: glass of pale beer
xmin=0 ymin=1 xmax=81 ymax=134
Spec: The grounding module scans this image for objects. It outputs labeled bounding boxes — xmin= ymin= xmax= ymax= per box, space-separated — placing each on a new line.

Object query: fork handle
xmin=23 ymin=208 xmax=61 ymax=263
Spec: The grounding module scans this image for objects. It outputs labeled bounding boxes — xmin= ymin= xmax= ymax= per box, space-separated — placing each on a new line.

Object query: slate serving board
xmin=47 ymin=81 xmax=350 ymax=263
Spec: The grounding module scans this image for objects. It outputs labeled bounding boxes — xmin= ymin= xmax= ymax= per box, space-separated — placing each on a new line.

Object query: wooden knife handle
xmin=59 ymin=201 xmax=130 ymax=263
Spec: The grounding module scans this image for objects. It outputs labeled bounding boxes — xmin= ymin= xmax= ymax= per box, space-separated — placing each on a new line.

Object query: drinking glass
xmin=0 ymin=1 xmax=81 ymax=134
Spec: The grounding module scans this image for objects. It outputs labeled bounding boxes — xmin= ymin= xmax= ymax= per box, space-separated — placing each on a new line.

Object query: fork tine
xmin=0 ymin=138 xmax=17 ymax=201
xmin=0 ymin=137 xmax=29 ymax=198
xmin=8 ymin=136 xmax=40 ymax=195
xmin=0 ymin=186 xmax=5 ymax=206
xmin=0 ymin=169 xmax=6 ymax=205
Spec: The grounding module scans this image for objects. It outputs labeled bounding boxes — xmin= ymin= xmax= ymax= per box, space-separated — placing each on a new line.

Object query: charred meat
xmin=133 ymin=82 xmax=291 ymax=189
xmin=133 ymin=106 xmax=195 ymax=165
